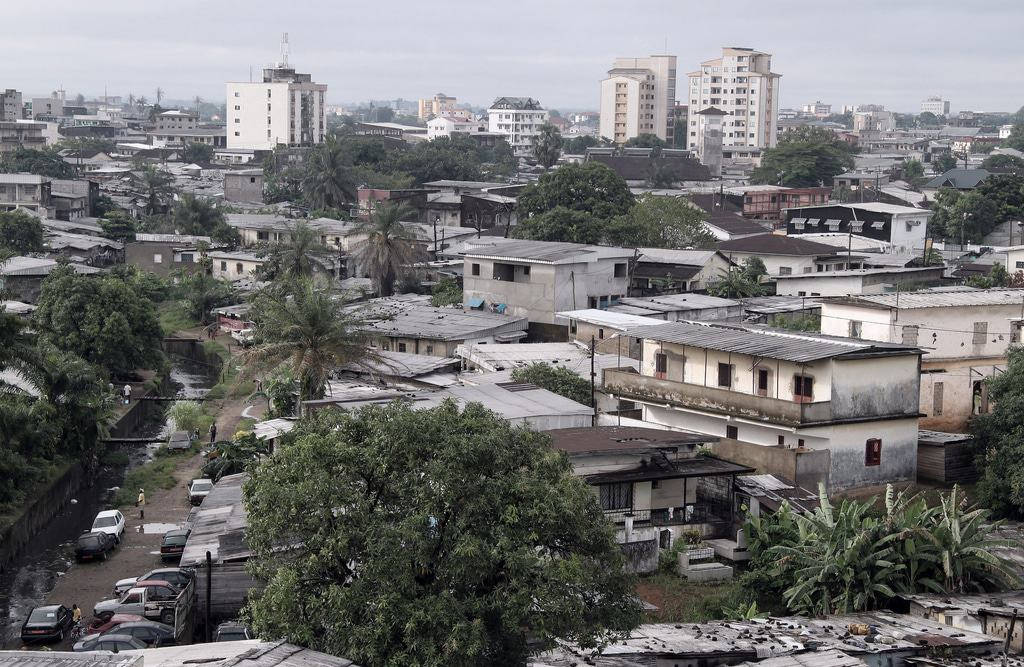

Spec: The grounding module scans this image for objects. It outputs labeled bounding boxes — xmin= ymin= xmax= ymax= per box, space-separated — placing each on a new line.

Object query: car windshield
xmin=93 ymin=516 xmax=118 ymax=528
xmin=219 ymin=631 xmax=247 ymax=640
xmin=164 ymin=534 xmax=187 ymax=545
xmin=79 ymin=535 xmax=100 ymax=546
xmin=28 ymin=608 xmax=56 ymax=623
xmin=192 ymin=481 xmax=212 ymax=492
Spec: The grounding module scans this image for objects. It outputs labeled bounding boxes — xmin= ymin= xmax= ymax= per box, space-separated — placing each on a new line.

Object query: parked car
xmin=188 ymin=478 xmax=213 ymax=505
xmin=75 ymin=531 xmax=116 ymax=562
xmin=73 ymin=633 xmax=147 ymax=653
xmin=100 ymin=620 xmax=176 ymax=647
xmin=93 ymin=580 xmax=181 ymax=625
xmin=21 ymin=605 xmax=74 ymax=644
xmin=114 ymin=567 xmax=194 ymax=598
xmin=83 ymin=613 xmax=145 ymax=636
xmin=91 ymin=509 xmax=126 ymax=543
xmin=160 ymin=528 xmax=191 ymax=563
xmin=214 ymin=621 xmax=253 ymax=642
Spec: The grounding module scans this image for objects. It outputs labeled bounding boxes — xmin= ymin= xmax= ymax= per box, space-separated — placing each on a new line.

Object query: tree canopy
xmin=751 ymin=127 xmax=856 ymax=187
xmin=0 ymin=147 xmax=78 ymax=178
xmin=517 ymin=162 xmax=634 ymax=221
xmin=168 ymin=194 xmax=238 ymax=244
xmin=623 ymin=133 xmax=667 ymax=148
xmin=0 ymin=210 xmax=45 ymax=253
xmin=243 ymin=401 xmax=641 ymax=666
xmin=973 ymin=348 xmax=1024 ymax=518
xmin=533 ymin=123 xmax=563 ymax=169
xmin=932 ymin=151 xmax=959 ymax=174
xmin=1004 ymin=122 xmax=1024 ymax=152
xmin=510 ymin=362 xmax=592 ymax=406
xmin=605 ymin=194 xmax=716 ymax=249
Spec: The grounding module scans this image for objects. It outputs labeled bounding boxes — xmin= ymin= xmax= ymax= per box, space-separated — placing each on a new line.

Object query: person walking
xmin=71 ymin=604 xmax=81 ymax=624
xmin=122 ymin=384 xmax=132 ymax=405
xmin=209 ymin=422 xmax=217 ymax=444
xmin=136 ymin=488 xmax=146 ymax=520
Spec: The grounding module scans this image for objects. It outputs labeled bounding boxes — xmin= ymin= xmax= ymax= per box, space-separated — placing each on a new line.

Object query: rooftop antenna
xmin=279 ymin=32 xmax=290 ymax=67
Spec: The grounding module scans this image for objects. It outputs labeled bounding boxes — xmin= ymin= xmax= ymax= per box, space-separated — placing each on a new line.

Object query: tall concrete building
xmin=921 ymin=96 xmax=950 ymax=116
xmin=226 ymin=34 xmax=327 ymax=151
xmin=487 ymin=97 xmax=548 ymax=158
xmin=599 ymin=55 xmax=677 ymax=145
xmin=418 ymin=93 xmax=457 ymax=120
xmin=1 ymin=89 xmax=23 ymax=121
xmin=685 ymin=47 xmax=780 ymax=153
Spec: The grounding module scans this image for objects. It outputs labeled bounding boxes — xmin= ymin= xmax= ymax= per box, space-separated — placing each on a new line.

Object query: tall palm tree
xmin=139 ymin=165 xmax=175 ymax=215
xmin=243 ymin=280 xmax=380 ymax=402
xmin=301 ymin=138 xmax=356 ymax=210
xmin=275 ymin=221 xmax=332 ymax=279
xmin=172 ymin=193 xmax=222 ymax=235
xmin=355 ymin=202 xmax=419 ymax=297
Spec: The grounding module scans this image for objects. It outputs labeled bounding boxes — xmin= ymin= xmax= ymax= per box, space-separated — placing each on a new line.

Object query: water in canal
xmin=0 ymin=358 xmax=216 ymax=647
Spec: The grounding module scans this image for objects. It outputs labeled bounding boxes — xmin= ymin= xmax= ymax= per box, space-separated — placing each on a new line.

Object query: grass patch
xmin=100 ymin=450 xmax=130 ymax=467
xmin=159 ymin=301 xmax=199 ymax=336
xmin=636 ymin=574 xmax=750 ymax=622
xmin=113 ymin=445 xmax=196 ymax=507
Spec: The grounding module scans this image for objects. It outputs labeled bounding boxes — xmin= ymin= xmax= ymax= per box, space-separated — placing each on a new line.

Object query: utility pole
xmin=590 ymin=335 xmax=597 ymax=427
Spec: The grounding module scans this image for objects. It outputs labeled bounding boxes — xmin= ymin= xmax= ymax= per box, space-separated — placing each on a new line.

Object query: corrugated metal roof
xmin=0 ymin=653 xmax=140 ymax=667
xmin=555 ymin=309 xmax=671 ymax=330
xmin=134 ymin=233 xmax=212 ymax=244
xmin=360 ymin=301 xmax=528 ymax=341
xmin=119 ymin=640 xmax=359 ymax=666
xmin=627 ymin=320 xmax=916 ymax=363
xmin=834 ymin=288 xmax=1024 ymax=309
xmin=464 ymin=239 xmax=632 ymax=264
xmin=180 ymin=473 xmax=249 ymax=565
xmin=614 ymin=293 xmax=740 ymax=312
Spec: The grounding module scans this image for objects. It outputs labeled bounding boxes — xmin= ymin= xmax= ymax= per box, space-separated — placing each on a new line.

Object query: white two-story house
xmin=601 ymin=321 xmax=923 ymax=491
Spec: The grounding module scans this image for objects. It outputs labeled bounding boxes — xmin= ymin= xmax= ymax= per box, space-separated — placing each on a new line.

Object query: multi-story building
xmin=0 ymin=121 xmax=47 ymax=153
xmin=921 ymin=96 xmax=951 ymax=116
xmin=155 ymin=109 xmax=198 ymax=131
xmin=601 ymin=320 xmax=924 ymax=490
xmin=802 ymin=101 xmax=831 ymax=118
xmin=820 ymin=289 xmax=1024 ymax=432
xmin=854 ymin=110 xmax=896 ymax=132
xmin=225 ymin=40 xmax=327 ymax=150
xmin=487 ymin=97 xmax=548 ymax=157
xmin=733 ymin=185 xmax=831 ymax=219
xmin=1 ymin=89 xmax=23 ymax=121
xmin=685 ymin=47 xmax=781 ymax=153
xmin=426 ymin=115 xmax=482 ymax=140
xmin=30 ymin=91 xmax=65 ymax=120
xmin=781 ymin=202 xmax=930 ymax=254
xmin=598 ymin=55 xmax=677 ymax=144
xmin=0 ymin=174 xmax=53 ymax=216
xmin=417 ymin=93 xmax=457 ymax=120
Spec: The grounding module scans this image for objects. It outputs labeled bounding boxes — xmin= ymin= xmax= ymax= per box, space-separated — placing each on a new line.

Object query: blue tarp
xmin=466 ymin=297 xmax=484 ymax=308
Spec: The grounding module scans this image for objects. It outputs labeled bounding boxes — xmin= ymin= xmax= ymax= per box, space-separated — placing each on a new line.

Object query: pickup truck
xmin=93 ymin=578 xmax=192 ymax=632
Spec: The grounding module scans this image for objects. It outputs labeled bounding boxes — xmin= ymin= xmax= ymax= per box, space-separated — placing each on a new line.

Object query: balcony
xmin=603 ymin=368 xmax=834 ymax=427
xmin=604 ymin=504 xmax=730 ymax=529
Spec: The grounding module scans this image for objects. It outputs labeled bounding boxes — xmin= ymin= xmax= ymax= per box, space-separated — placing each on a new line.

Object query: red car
xmin=85 ymin=613 xmax=145 ymax=636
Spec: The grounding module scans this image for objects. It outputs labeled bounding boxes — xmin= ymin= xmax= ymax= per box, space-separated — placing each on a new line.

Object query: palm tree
xmin=171 ymin=193 xmax=222 ymax=236
xmin=243 ymin=280 xmax=380 ymax=402
xmin=275 ymin=221 xmax=333 ymax=279
xmin=707 ymin=268 xmax=763 ymax=299
xmin=202 ymin=433 xmax=270 ymax=482
xmin=355 ymin=202 xmax=418 ymax=297
xmin=139 ymin=165 xmax=175 ymax=216
xmin=301 ymin=138 xmax=356 ymax=210
xmin=173 ymin=269 xmax=235 ymax=325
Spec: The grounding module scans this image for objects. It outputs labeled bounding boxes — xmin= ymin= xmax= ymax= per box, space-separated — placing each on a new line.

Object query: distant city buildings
xmin=853 ymin=109 xmax=896 ymax=132
xmin=685 ymin=47 xmax=780 ymax=155
xmin=598 ymin=55 xmax=677 ymax=144
xmin=487 ymin=97 xmax=548 ymax=157
xmin=802 ymin=100 xmax=831 ymax=118
xmin=921 ymin=96 xmax=951 ymax=116
xmin=155 ymin=109 xmax=198 ymax=131
xmin=225 ymin=35 xmax=327 ymax=151
xmin=1 ymin=89 xmax=23 ymax=121
xmin=417 ymin=93 xmax=457 ymax=120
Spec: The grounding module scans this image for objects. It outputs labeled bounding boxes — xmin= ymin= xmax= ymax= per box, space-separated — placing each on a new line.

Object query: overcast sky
xmin=5 ymin=0 xmax=1021 ymax=114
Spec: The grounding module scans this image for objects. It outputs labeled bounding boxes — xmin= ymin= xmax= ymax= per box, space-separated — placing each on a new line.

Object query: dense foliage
xmin=167 ymin=194 xmax=239 ymax=244
xmin=355 ymin=202 xmax=419 ymax=297
xmin=751 ymin=127 xmax=856 ymax=187
xmin=973 ymin=348 xmax=1024 ymax=518
xmin=98 ymin=211 xmax=138 ymax=242
xmin=0 ymin=147 xmax=78 ymax=178
xmin=429 ymin=277 xmax=462 ymax=307
xmin=929 ymin=173 xmax=1024 ymax=242
xmin=172 ymin=269 xmax=236 ymax=325
xmin=518 ymin=162 xmax=634 ymax=221
xmin=606 ymin=194 xmax=716 ymax=249
xmin=707 ymin=258 xmax=767 ymax=298
xmin=511 ymin=362 xmax=592 ymax=406
xmin=533 ymin=123 xmax=563 ymax=169
xmin=243 ymin=401 xmax=641 ymax=666
xmin=0 ymin=210 xmax=45 ymax=253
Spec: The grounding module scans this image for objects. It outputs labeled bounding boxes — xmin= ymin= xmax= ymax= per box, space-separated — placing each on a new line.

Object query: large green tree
xmin=256 ymin=220 xmax=335 ymax=281
xmin=532 ymin=123 xmax=563 ymax=170
xmin=0 ymin=147 xmax=77 ymax=178
xmin=0 ymin=210 xmax=45 ymax=253
xmin=928 ymin=189 xmax=1000 ymax=243
xmin=389 ymin=135 xmax=484 ymax=184
xmin=517 ymin=162 xmax=634 ymax=221
xmin=355 ymin=202 xmax=419 ymax=297
xmin=623 ymin=133 xmax=667 ymax=148
xmin=751 ymin=127 xmax=856 ymax=187
xmin=180 ymin=142 xmax=214 ymax=164
xmin=511 ymin=206 xmax=604 ymax=244
xmin=169 ymin=194 xmax=238 ymax=244
xmin=98 ymin=211 xmax=138 ymax=242
xmin=932 ymin=151 xmax=959 ymax=174
xmin=32 ymin=265 xmax=164 ymax=376
xmin=138 ymin=165 xmax=175 ymax=216
xmin=510 ymin=362 xmax=592 ymax=406
xmin=982 ymin=154 xmax=1024 ymax=174
xmin=605 ymin=194 xmax=716 ymax=248
xmin=302 ymin=137 xmax=358 ymax=210
xmin=1003 ymin=122 xmax=1024 ymax=151
xmin=973 ymin=348 xmax=1024 ymax=518
xmin=172 ymin=270 xmax=236 ymax=326
xmin=243 ymin=401 xmax=641 ymax=666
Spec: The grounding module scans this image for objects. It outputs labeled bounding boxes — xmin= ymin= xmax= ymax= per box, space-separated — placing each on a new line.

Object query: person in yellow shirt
xmin=137 ymin=488 xmax=146 ymax=519
xmin=71 ymin=604 xmax=81 ymax=624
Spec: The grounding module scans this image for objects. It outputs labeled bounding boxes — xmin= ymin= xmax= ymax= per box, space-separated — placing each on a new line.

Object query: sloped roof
xmin=923 ymin=168 xmax=991 ymax=190
xmin=718 ymin=233 xmax=841 ymax=256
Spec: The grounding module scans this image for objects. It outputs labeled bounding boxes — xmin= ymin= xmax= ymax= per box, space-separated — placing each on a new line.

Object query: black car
xmin=21 ymin=605 xmax=74 ymax=644
xmin=75 ymin=531 xmax=116 ymax=562
xmin=214 ymin=620 xmax=253 ymax=642
xmin=101 ymin=620 xmax=176 ymax=647
xmin=72 ymin=633 xmax=147 ymax=652
xmin=160 ymin=528 xmax=190 ymax=563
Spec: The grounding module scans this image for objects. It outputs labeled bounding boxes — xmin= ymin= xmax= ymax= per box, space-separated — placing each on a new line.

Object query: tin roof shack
xmin=547 ymin=426 xmax=748 ymax=571
xmin=820 ymin=289 xmax=1024 ymax=432
xmin=609 ymin=293 xmax=743 ymax=322
xmin=632 ymin=248 xmax=736 ymax=295
xmin=718 ymin=234 xmax=865 ymax=278
xmin=125 ymin=233 xmax=211 ymax=276
xmin=533 ymin=614 xmax=1001 ymax=667
xmin=901 ymin=591 xmax=1024 ymax=654
xmin=916 ymin=430 xmax=978 ymax=484
xmin=359 ymin=296 xmax=528 ymax=357
xmin=602 ymin=321 xmax=924 ymax=491
xmin=462 ymin=240 xmax=634 ymax=337
xmin=555 ymin=309 xmax=670 ymax=359
xmin=179 ymin=473 xmax=260 ymax=629
xmin=118 ymin=639 xmax=361 ymax=666
xmin=774 ymin=266 xmax=945 ymax=297
xmin=45 ymin=230 xmax=123 ymax=266
xmin=0 ymin=256 xmax=99 ymax=303
xmin=782 ymin=203 xmax=931 ymax=254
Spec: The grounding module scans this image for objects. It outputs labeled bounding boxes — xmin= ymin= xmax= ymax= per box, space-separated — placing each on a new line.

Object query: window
xmin=654 ymin=352 xmax=667 ymax=379
xmin=778 ymin=435 xmax=785 ymax=445
xmin=726 ymin=425 xmax=738 ymax=439
xmin=717 ymin=362 xmax=733 ymax=388
xmin=933 ymin=381 xmax=944 ymax=415
xmin=973 ymin=321 xmax=988 ymax=344
xmin=865 ymin=438 xmax=882 ymax=466
xmin=153 ymin=253 xmax=162 ymax=264
xmin=793 ymin=375 xmax=813 ymax=401
xmin=614 ymin=262 xmax=627 ymax=278
xmin=569 ymin=319 xmax=577 ymax=335
xmin=849 ymin=320 xmax=862 ymax=338
xmin=757 ymin=368 xmax=770 ymax=396
xmin=471 ymin=263 xmax=480 ymax=276
xmin=522 ymin=265 xmax=530 ymax=276
xmin=599 ymin=482 xmax=633 ymax=510
xmin=797 ymin=438 xmax=805 ymax=447
xmin=220 ymin=261 xmax=227 ymax=271
xmin=779 ymin=266 xmax=792 ymax=275
xmin=902 ymin=325 xmax=919 ymax=346
xmin=397 ymin=342 xmax=407 ymax=352
xmin=235 ymin=262 xmax=244 ymax=274
xmin=425 ymin=345 xmax=433 ymax=354
xmin=180 ymin=253 xmax=194 ymax=264
xmin=598 ymin=328 xmax=605 ymax=340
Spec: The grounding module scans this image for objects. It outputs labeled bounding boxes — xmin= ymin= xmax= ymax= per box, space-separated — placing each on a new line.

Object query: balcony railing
xmin=603 ymin=368 xmax=834 ymax=426
xmin=604 ymin=504 xmax=730 ymax=529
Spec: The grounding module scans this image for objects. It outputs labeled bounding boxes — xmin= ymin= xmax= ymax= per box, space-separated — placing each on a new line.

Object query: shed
xmin=916 ymin=430 xmax=978 ymax=484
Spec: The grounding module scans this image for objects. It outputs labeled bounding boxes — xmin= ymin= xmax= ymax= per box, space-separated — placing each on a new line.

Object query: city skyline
xmin=3 ymin=0 xmax=1023 ymax=114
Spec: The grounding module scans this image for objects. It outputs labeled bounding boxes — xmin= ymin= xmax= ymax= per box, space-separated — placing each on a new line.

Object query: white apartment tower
xmin=921 ymin=96 xmax=950 ymax=116
xmin=487 ymin=97 xmax=549 ymax=157
xmin=685 ymin=47 xmax=780 ymax=153
xmin=226 ymin=34 xmax=327 ymax=151
xmin=599 ymin=55 xmax=677 ymax=144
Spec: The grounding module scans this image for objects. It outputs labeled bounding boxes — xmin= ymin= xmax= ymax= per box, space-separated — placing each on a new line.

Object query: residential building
xmin=585 ymin=147 xmax=710 ymax=183
xmin=461 ymin=239 xmax=633 ymax=336
xmin=417 ymin=93 xmax=457 ymax=120
xmin=631 ymin=247 xmax=736 ymax=294
xmin=0 ymin=173 xmax=52 ymax=216
xmin=599 ymin=55 xmax=677 ymax=144
xmin=0 ymin=120 xmax=46 ymax=153
xmin=209 ymin=250 xmax=266 ymax=280
xmin=854 ymin=110 xmax=896 ymax=132
xmin=922 ymin=168 xmax=990 ymax=194
xmin=686 ymin=47 xmax=781 ymax=153
xmin=821 ymin=289 xmax=1024 ymax=432
xmin=226 ymin=39 xmax=327 ymax=150
xmin=802 ymin=100 xmax=831 ymax=118
xmin=0 ymin=89 xmax=22 ymax=121
xmin=0 ymin=256 xmax=99 ymax=302
xmin=774 ymin=266 xmax=945 ymax=297
xmin=49 ymin=178 xmax=99 ymax=220
xmin=694 ymin=107 xmax=727 ymax=176
xmin=555 ymin=308 xmax=670 ymax=358
xmin=154 ymin=109 xmax=198 ymax=131
xmin=354 ymin=121 xmax=428 ymax=141
xmin=125 ymin=233 xmax=211 ymax=276
xmin=148 ymin=127 xmax=227 ymax=148
xmin=29 ymin=91 xmax=65 ymax=120
xmin=487 ymin=97 xmax=549 ymax=157
xmin=921 ymin=96 xmax=951 ymax=116
xmin=834 ymin=171 xmax=890 ymax=191
xmin=223 ymin=169 xmax=264 ymax=203
xmin=717 ymin=233 xmax=863 ymax=276
xmin=730 ymin=185 xmax=831 ymax=220
xmin=601 ymin=320 xmax=924 ymax=490
xmin=426 ymin=115 xmax=481 ymax=140
xmin=783 ymin=203 xmax=931 ymax=254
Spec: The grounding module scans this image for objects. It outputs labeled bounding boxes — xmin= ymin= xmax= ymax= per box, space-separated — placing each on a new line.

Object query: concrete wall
xmin=802 ymin=417 xmax=919 ymax=490
xmin=831 ymin=355 xmax=920 ymax=420
xmin=223 ymin=173 xmax=264 ymax=203
xmin=919 ymin=357 xmax=1001 ymax=432
xmin=713 ymin=438 xmax=830 ymax=490
xmin=719 ymin=250 xmax=819 ymax=277
xmin=211 ymin=256 xmax=262 ymax=280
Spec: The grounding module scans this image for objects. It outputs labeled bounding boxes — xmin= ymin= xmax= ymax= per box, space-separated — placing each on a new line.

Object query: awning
xmin=465 ymin=297 xmax=484 ymax=308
